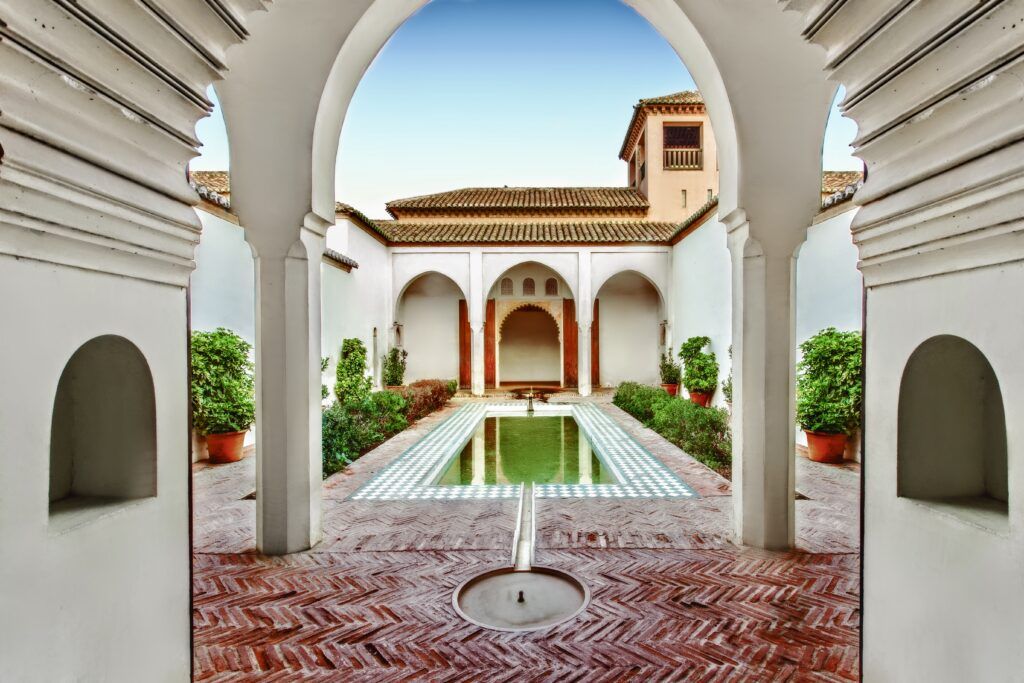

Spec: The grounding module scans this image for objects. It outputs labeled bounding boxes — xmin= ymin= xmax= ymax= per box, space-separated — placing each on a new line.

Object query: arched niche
xmin=898 ymin=335 xmax=1008 ymax=525
xmin=498 ymin=304 xmax=561 ymax=387
xmin=594 ymin=271 xmax=664 ymax=387
xmin=395 ymin=272 xmax=463 ymax=383
xmin=50 ymin=335 xmax=157 ymax=524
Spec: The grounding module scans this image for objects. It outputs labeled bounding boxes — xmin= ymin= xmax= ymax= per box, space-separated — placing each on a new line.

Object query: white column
xmin=250 ymin=222 xmax=326 ymax=555
xmin=469 ymin=250 xmax=485 ymax=395
xmin=726 ymin=214 xmax=799 ymax=550
xmin=577 ymin=248 xmax=593 ymax=395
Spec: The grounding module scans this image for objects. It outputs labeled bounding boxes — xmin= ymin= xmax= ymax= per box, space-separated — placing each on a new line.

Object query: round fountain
xmin=452 ymin=484 xmax=589 ymax=631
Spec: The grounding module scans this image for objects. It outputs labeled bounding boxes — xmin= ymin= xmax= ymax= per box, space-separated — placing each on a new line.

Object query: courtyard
xmin=193 ymin=394 xmax=859 ymax=680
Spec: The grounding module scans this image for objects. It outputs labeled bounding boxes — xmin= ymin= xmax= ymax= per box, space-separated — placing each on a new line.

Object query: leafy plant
xmin=659 ymin=352 xmax=682 ymax=384
xmin=322 ymin=390 xmax=408 ymax=477
xmin=445 ymin=379 xmax=459 ymax=397
xmin=796 ymin=327 xmax=863 ymax=434
xmin=382 ymin=347 xmax=408 ymax=386
xmin=191 ymin=328 xmax=255 ymax=435
xmin=722 ymin=345 xmax=733 ymax=404
xmin=679 ymin=336 xmax=719 ymax=394
xmin=335 ymin=338 xmax=372 ymax=404
xmin=321 ymin=356 xmax=330 ymax=401
xmin=615 ymin=382 xmax=732 ymax=475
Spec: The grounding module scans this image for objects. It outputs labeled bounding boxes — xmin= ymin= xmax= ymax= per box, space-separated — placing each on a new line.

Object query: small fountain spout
xmin=526 ymin=385 xmax=535 ymax=414
xmin=517 ymin=591 xmax=525 ymax=603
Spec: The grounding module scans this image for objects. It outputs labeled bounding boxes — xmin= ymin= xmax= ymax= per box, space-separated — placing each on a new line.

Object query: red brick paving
xmin=193 ymin=398 xmax=859 ymax=680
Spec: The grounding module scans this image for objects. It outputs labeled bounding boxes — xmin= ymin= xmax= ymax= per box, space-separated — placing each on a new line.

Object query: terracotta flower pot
xmin=805 ymin=430 xmax=848 ymax=464
xmin=206 ymin=430 xmax=247 ymax=464
xmin=689 ymin=390 xmax=713 ymax=407
xmin=661 ymin=383 xmax=679 ymax=396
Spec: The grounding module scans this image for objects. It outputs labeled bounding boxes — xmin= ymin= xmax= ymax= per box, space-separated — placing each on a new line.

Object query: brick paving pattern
xmin=194 ymin=397 xmax=859 ymax=680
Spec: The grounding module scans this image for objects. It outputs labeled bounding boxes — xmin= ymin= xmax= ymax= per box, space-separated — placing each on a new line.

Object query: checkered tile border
xmin=350 ymin=402 xmax=697 ymax=501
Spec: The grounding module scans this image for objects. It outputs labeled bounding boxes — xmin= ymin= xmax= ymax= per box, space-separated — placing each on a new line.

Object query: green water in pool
xmin=435 ymin=415 xmax=617 ymax=486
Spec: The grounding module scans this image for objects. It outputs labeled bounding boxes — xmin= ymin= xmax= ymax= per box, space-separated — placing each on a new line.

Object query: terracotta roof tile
xmin=190 ymin=170 xmax=230 ymax=195
xmin=377 ymin=220 xmax=678 ymax=244
xmin=636 ymin=91 xmax=705 ymax=106
xmin=385 ymin=187 xmax=648 ymax=218
xmin=822 ymin=171 xmax=863 ymax=194
xmin=620 ymin=90 xmax=706 ymax=160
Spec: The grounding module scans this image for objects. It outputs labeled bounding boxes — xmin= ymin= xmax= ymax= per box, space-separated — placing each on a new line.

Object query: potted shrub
xmin=659 ymin=352 xmax=682 ymax=396
xmin=191 ymin=328 xmax=255 ymax=463
xmin=796 ymin=327 xmax=862 ymax=463
xmin=382 ymin=347 xmax=408 ymax=389
xmin=679 ymin=336 xmax=719 ymax=407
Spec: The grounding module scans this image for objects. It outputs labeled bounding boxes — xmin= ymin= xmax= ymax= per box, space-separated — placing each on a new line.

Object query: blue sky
xmin=194 ymin=0 xmax=860 ymax=218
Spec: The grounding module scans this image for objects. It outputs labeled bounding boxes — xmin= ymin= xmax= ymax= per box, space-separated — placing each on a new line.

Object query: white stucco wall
xmin=796 ymin=208 xmax=862 ymax=344
xmin=0 ymin=257 xmax=191 ymax=681
xmin=397 ymin=272 xmax=461 ymax=383
xmin=596 ymin=271 xmax=662 ymax=386
xmin=863 ymin=261 xmax=1024 ymax=681
xmin=669 ymin=214 xmax=732 ymax=402
xmin=323 ymin=220 xmax=391 ymax=389
xmin=192 ymin=209 xmax=255 ymax=343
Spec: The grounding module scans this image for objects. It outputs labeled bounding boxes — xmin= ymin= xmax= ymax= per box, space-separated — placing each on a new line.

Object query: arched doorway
xmin=498 ymin=304 xmax=561 ymax=387
xmin=593 ymin=271 xmax=664 ymax=387
xmin=395 ymin=272 xmax=466 ymax=384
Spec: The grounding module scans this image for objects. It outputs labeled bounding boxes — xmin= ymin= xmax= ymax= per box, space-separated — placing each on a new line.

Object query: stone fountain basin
xmin=452 ymin=566 xmax=589 ymax=632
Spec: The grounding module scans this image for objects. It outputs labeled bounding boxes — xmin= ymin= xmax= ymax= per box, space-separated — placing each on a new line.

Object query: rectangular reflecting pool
xmin=435 ymin=415 xmax=617 ymax=486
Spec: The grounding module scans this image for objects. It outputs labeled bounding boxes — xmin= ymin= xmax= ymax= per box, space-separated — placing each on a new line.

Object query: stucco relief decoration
xmin=495 ymin=300 xmax=563 ymax=343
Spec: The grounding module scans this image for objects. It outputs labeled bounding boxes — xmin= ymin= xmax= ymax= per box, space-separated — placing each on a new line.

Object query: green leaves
xmin=659 ymin=352 xmax=682 ymax=384
xmin=678 ymin=336 xmax=719 ymax=394
xmin=190 ymin=328 xmax=255 ymax=436
xmin=381 ymin=347 xmax=408 ymax=386
xmin=335 ymin=338 xmax=372 ymax=404
xmin=796 ymin=327 xmax=863 ymax=434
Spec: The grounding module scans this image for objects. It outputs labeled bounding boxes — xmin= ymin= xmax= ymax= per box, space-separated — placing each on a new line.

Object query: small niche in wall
xmin=897 ymin=335 xmax=1008 ymax=530
xmin=49 ymin=335 xmax=157 ymax=530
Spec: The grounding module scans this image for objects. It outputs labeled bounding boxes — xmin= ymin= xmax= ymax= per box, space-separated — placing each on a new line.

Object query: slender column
xmin=576 ymin=248 xmax=593 ymax=396
xmin=251 ymin=225 xmax=325 ymax=555
xmin=469 ymin=250 xmax=485 ymax=395
xmin=578 ymin=432 xmax=593 ymax=485
xmin=727 ymin=215 xmax=800 ymax=550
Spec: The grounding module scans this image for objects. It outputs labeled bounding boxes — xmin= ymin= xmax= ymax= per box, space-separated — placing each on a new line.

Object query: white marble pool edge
xmin=350 ymin=402 xmax=697 ymax=501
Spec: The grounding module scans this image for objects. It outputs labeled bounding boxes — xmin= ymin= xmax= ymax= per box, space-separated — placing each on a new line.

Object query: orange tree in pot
xmin=191 ymin=328 xmax=256 ymax=464
xmin=796 ymin=327 xmax=862 ymax=464
xmin=679 ymin=336 xmax=719 ymax=407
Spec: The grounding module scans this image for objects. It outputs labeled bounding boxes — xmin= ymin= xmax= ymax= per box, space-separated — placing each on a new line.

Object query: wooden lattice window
xmin=664 ymin=124 xmax=701 ymax=149
xmin=523 ymin=278 xmax=536 ymax=296
xmin=545 ymin=278 xmax=558 ymax=296
xmin=500 ymin=277 xmax=513 ymax=296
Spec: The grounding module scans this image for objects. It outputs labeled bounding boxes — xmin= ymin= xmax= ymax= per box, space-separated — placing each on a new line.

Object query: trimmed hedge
xmin=399 ymin=379 xmax=455 ymax=422
xmin=613 ymin=382 xmax=732 ymax=474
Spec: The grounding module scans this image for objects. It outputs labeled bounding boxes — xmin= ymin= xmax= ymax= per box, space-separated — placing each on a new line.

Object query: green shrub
xmin=612 ymin=382 xmax=672 ymax=424
xmin=659 ymin=352 xmax=682 ymax=384
xmin=382 ymin=347 xmax=408 ymax=386
xmin=190 ymin=328 xmax=255 ymax=435
xmin=796 ymin=327 xmax=862 ymax=434
xmin=320 ymin=356 xmax=330 ymax=401
xmin=647 ymin=397 xmax=732 ymax=470
xmin=679 ymin=336 xmax=719 ymax=394
xmin=445 ymin=379 xmax=459 ymax=397
xmin=722 ymin=345 xmax=733 ymax=404
xmin=322 ymin=390 xmax=408 ymax=477
xmin=335 ymin=338 xmax=372 ymax=404
xmin=400 ymin=379 xmax=453 ymax=422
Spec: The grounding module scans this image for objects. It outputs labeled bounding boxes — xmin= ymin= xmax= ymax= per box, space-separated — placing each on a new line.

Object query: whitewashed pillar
xmin=726 ymin=211 xmax=800 ymax=550
xmin=469 ymin=250 xmax=485 ymax=395
xmin=249 ymin=217 xmax=327 ymax=555
xmin=577 ymin=249 xmax=593 ymax=396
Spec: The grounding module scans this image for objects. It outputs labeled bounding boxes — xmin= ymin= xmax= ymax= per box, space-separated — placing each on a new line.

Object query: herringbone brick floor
xmin=194 ymin=398 xmax=859 ymax=680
